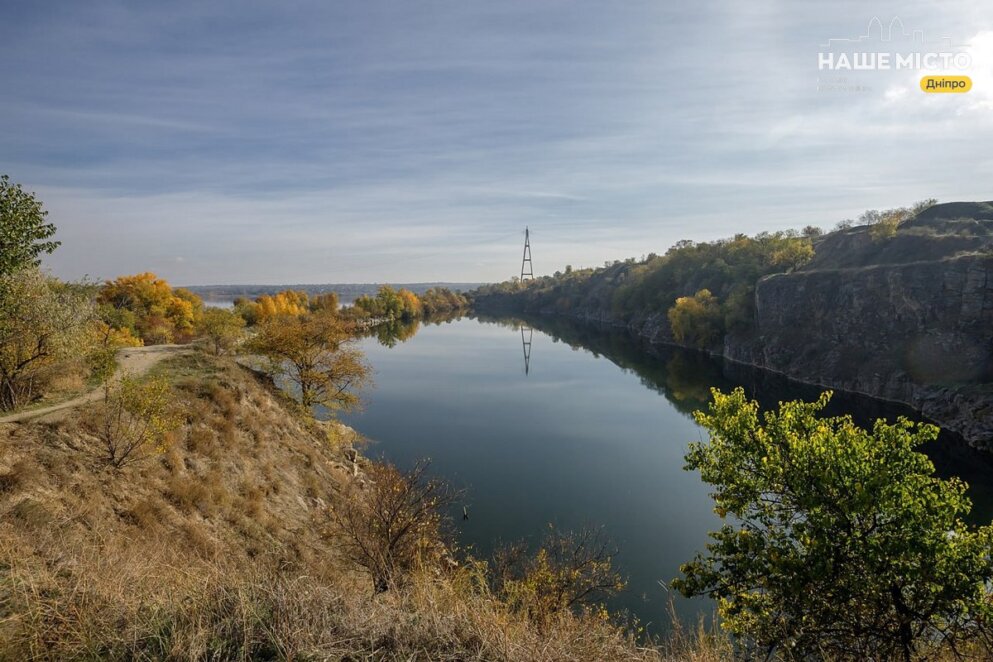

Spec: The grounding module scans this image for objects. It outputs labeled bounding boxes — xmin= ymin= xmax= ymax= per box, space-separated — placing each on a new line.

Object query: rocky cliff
xmin=727 ymin=253 xmax=993 ymax=446
xmin=474 ymin=201 xmax=993 ymax=449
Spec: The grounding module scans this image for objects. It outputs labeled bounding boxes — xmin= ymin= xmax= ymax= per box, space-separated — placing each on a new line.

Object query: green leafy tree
xmin=0 ymin=175 xmax=60 ymax=277
xmin=197 ymin=307 xmax=246 ymax=355
xmin=674 ymin=388 xmax=993 ymax=661
xmin=0 ymin=268 xmax=93 ymax=410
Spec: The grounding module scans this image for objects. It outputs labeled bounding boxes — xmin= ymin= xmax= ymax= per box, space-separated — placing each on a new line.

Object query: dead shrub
xmin=122 ymin=498 xmax=169 ymax=529
xmin=328 ymin=459 xmax=459 ymax=593
xmin=186 ymin=424 xmax=216 ymax=455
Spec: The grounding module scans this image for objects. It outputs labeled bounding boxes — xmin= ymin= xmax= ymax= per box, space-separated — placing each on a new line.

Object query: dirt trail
xmin=0 ymin=345 xmax=191 ymax=425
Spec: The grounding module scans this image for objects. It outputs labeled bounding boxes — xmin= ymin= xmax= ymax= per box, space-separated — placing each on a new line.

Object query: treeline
xmin=473 ymin=230 xmax=816 ymax=348
xmin=351 ymin=284 xmax=469 ymax=320
xmin=473 ymin=200 xmax=939 ymax=350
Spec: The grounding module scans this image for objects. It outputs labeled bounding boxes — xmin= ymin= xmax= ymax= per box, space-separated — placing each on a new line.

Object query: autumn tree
xmin=0 ymin=268 xmax=94 ymax=410
xmin=419 ymin=287 xmax=469 ymax=315
xmin=309 ymin=292 xmax=339 ymax=314
xmin=197 ymin=307 xmax=246 ymax=355
xmin=0 ymin=174 xmax=60 ymax=278
xmin=328 ymin=459 xmax=459 ymax=592
xmin=87 ymin=312 xmax=143 ymax=386
xmin=234 ymin=289 xmax=310 ymax=325
xmin=353 ymin=285 xmax=423 ymax=320
xmin=667 ymin=288 xmax=723 ymax=348
xmin=98 ymin=273 xmax=204 ymax=344
xmin=674 ymin=388 xmax=993 ymax=661
xmin=249 ymin=312 xmax=370 ymax=412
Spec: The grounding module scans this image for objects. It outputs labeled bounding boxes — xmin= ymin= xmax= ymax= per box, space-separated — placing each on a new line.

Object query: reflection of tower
xmin=520 ymin=227 xmax=534 ymax=282
xmin=521 ymin=325 xmax=533 ymax=375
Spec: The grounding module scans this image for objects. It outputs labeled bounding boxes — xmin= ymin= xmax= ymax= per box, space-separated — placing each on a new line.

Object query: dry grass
xmin=0 ymin=353 xmax=728 ymax=661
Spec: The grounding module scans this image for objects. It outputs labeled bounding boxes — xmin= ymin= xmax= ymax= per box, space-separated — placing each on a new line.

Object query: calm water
xmin=338 ymin=315 xmax=993 ymax=632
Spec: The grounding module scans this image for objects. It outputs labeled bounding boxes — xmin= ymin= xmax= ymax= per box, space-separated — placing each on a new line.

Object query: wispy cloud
xmin=1 ymin=0 xmax=991 ymax=284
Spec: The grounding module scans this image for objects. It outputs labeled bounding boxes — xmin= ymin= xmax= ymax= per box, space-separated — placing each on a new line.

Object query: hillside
xmin=472 ymin=201 xmax=993 ymax=449
xmin=0 ymin=352 xmax=700 ymax=661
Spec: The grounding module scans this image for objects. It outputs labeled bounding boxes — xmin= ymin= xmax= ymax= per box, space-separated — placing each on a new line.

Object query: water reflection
xmin=521 ymin=325 xmax=533 ymax=375
xmin=361 ymin=312 xmax=993 ymax=525
xmin=486 ymin=312 xmax=993 ymax=525
xmin=340 ymin=314 xmax=993 ymax=632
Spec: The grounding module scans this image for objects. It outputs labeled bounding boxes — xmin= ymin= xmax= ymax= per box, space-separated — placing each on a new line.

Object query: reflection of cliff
xmin=476 ymin=312 xmax=732 ymax=418
xmin=492 ymin=312 xmax=993 ymax=524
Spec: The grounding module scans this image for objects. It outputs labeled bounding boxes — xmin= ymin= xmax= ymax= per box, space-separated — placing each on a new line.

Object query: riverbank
xmin=0 ymin=349 xmax=723 ymax=661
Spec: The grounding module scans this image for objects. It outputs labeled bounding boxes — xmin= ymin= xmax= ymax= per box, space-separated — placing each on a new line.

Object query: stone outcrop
xmin=474 ymin=201 xmax=993 ymax=449
xmin=726 ymin=254 xmax=993 ymax=446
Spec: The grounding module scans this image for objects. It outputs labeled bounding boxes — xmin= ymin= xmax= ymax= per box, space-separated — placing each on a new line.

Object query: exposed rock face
xmin=474 ymin=201 xmax=993 ymax=449
xmin=726 ymin=254 xmax=993 ymax=447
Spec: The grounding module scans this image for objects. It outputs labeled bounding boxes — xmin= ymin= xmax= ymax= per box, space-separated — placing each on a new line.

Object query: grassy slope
xmin=0 ymin=352 xmax=724 ymax=661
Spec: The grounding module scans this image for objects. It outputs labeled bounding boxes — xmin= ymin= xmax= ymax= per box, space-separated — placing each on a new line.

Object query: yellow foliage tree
xmin=98 ymin=273 xmax=204 ymax=344
xmin=249 ymin=312 xmax=370 ymax=411
xmin=667 ymin=289 xmax=723 ymax=349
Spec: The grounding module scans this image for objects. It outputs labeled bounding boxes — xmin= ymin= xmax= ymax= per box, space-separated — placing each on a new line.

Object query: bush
xmin=0 ymin=267 xmax=94 ymax=410
xmin=197 ymin=307 xmax=246 ymax=355
xmin=674 ymin=388 xmax=993 ymax=661
xmin=491 ymin=526 xmax=626 ymax=629
xmin=327 ymin=459 xmax=458 ymax=593
xmin=96 ymin=374 xmax=181 ymax=467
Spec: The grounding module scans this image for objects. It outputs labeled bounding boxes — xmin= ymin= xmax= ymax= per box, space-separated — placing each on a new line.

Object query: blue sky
xmin=3 ymin=0 xmax=992 ymax=284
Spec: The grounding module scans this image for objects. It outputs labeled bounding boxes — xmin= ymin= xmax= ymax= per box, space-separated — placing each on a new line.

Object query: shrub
xmin=328 ymin=459 xmax=459 ymax=593
xmin=674 ymin=388 xmax=993 ymax=661
xmin=0 ymin=267 xmax=94 ymax=410
xmin=491 ymin=525 xmax=626 ymax=629
xmin=97 ymin=374 xmax=181 ymax=467
xmin=197 ymin=307 xmax=246 ymax=355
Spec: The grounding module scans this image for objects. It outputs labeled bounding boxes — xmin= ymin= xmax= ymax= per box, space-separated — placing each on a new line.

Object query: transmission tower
xmin=520 ymin=227 xmax=534 ymax=281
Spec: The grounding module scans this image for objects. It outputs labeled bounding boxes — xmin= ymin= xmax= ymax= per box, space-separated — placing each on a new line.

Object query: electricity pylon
xmin=520 ymin=227 xmax=534 ymax=282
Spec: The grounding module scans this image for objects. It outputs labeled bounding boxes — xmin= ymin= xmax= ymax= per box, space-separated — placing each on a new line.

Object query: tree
xmin=249 ymin=312 xmax=370 ymax=411
xmin=674 ymin=388 xmax=993 ymax=661
xmin=0 ymin=175 xmax=60 ymax=277
xmin=0 ymin=268 xmax=93 ymax=410
xmin=98 ymin=272 xmax=205 ymax=344
xmin=97 ymin=374 xmax=180 ymax=467
xmin=328 ymin=459 xmax=459 ymax=592
xmin=197 ymin=307 xmax=246 ymax=355
xmin=309 ymin=292 xmax=339 ymax=314
xmin=667 ymin=289 xmax=722 ymax=348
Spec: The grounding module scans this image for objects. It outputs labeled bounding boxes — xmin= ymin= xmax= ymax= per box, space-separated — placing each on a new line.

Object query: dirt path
xmin=0 ymin=345 xmax=192 ymax=425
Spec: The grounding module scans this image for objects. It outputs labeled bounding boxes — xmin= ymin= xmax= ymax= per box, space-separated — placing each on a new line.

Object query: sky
xmin=2 ymin=0 xmax=992 ymax=285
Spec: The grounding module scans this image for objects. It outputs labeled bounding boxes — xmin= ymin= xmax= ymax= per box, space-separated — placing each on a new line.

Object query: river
xmin=337 ymin=314 xmax=993 ymax=633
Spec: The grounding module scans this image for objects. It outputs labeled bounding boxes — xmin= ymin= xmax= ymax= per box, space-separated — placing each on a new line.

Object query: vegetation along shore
xmin=4 ymin=176 xmax=993 ymax=660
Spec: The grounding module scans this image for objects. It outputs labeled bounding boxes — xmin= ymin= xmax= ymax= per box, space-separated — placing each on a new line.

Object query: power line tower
xmin=520 ymin=227 xmax=534 ymax=282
